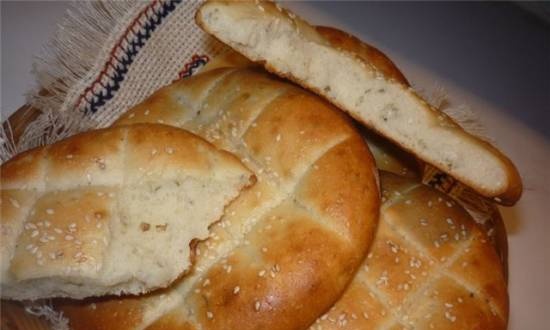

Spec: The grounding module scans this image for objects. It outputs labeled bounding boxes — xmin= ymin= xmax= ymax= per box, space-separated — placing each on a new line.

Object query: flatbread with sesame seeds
xmin=50 ymin=66 xmax=380 ymax=329
xmin=309 ymin=171 xmax=508 ymax=330
xmin=0 ymin=123 xmax=254 ymax=300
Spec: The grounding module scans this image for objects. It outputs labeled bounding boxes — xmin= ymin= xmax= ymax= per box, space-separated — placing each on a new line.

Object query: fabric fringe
xmin=28 ymin=1 xmax=137 ymax=113
xmin=1 ymin=1 xmax=143 ymax=162
xmin=0 ymin=122 xmax=18 ymax=163
xmin=419 ymin=83 xmax=494 ymax=144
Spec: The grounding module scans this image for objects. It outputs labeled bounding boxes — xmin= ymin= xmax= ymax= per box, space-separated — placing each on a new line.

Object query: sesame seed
xmin=46 ymin=209 xmax=54 ymax=215
xmin=276 ymin=134 xmax=281 ymax=142
xmin=128 ymin=113 xmax=135 ymax=119
xmin=258 ymin=270 xmax=266 ymax=277
xmin=165 ymin=147 xmax=174 ymax=154
xmin=65 ymin=235 xmax=74 ymax=241
xmin=25 ymin=244 xmax=34 ymax=251
xmin=376 ymin=271 xmax=389 ymax=286
xmin=233 ymin=286 xmax=240 ymax=294
xmin=203 ymin=279 xmax=211 ymax=287
xmin=66 ymin=154 xmax=74 ymax=159
xmin=254 ymin=301 xmax=261 ymax=311
xmin=444 ymin=311 xmax=456 ymax=322
xmin=31 ymin=230 xmax=39 ymax=238
xmin=25 ymin=223 xmax=37 ymax=230
xmin=39 ymin=236 xmax=49 ymax=243
xmin=54 ymin=228 xmax=63 ymax=234
xmin=144 ymin=109 xmax=150 ymax=115
xmin=206 ymin=311 xmax=213 ymax=319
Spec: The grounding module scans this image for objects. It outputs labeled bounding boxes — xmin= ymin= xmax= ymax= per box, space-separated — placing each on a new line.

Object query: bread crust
xmin=309 ymin=172 xmax=508 ymax=330
xmin=195 ymin=0 xmax=522 ymax=205
xmin=53 ymin=68 xmax=380 ymax=329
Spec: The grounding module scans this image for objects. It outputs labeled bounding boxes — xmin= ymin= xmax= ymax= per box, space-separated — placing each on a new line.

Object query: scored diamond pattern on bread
xmin=53 ymin=67 xmax=380 ymax=330
xmin=310 ymin=172 xmax=508 ymax=330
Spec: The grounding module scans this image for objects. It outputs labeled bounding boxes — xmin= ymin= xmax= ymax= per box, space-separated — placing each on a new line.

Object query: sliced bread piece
xmin=1 ymin=124 xmax=254 ymax=300
xmin=196 ymin=0 xmax=522 ymax=205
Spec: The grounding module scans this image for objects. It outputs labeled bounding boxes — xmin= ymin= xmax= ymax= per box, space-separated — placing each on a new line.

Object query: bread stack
xmin=1 ymin=2 xmax=518 ymax=330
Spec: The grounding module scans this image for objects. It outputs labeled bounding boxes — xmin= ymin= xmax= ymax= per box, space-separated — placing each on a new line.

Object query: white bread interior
xmin=196 ymin=1 xmax=522 ymax=205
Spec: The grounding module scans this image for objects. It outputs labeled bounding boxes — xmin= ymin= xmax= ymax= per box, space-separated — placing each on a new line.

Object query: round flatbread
xmin=310 ymin=172 xmax=508 ymax=330
xmin=55 ymin=67 xmax=380 ymax=330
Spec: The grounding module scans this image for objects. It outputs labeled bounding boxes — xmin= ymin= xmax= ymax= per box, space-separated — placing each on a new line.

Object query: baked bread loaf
xmin=196 ymin=0 xmax=522 ymax=205
xmin=362 ymin=127 xmax=508 ymax=272
xmin=51 ymin=67 xmax=380 ymax=329
xmin=310 ymin=171 xmax=508 ymax=330
xmin=0 ymin=124 xmax=254 ymax=300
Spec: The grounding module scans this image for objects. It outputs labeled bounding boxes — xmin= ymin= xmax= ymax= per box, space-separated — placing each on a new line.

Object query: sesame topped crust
xmin=57 ymin=67 xmax=380 ymax=329
xmin=309 ymin=172 xmax=508 ymax=330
